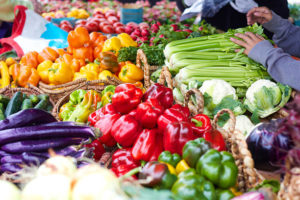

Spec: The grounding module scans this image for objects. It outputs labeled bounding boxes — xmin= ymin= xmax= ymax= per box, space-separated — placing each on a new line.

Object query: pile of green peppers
xmin=139 ymin=138 xmax=239 ymax=200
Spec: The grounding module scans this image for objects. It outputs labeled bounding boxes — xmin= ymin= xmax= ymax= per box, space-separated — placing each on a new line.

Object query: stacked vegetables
xmin=166 ymin=24 xmax=271 ymax=98
xmin=86 ymin=83 xmax=228 ymax=178
xmin=139 ymin=138 xmax=239 ymax=200
xmin=0 ymin=92 xmax=52 ymax=120
xmin=0 ymin=109 xmax=98 ymax=174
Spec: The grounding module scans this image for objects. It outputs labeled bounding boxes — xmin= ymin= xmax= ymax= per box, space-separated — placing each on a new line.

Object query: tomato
xmin=60 ymin=20 xmax=72 ymax=26
xmin=91 ymin=18 xmax=102 ymax=25
xmin=107 ymin=16 xmax=118 ymax=24
xmin=113 ymin=22 xmax=124 ymax=28
xmin=115 ymin=26 xmax=125 ymax=34
xmin=93 ymin=12 xmax=104 ymax=18
xmin=86 ymin=21 xmax=99 ymax=32
xmin=100 ymin=21 xmax=111 ymax=28
xmin=75 ymin=24 xmax=86 ymax=29
xmin=76 ymin=19 xmax=87 ymax=25
xmin=101 ymin=25 xmax=114 ymax=34
xmin=60 ymin=24 xmax=73 ymax=32
xmin=127 ymin=22 xmax=138 ymax=28
xmin=105 ymin=11 xmax=116 ymax=18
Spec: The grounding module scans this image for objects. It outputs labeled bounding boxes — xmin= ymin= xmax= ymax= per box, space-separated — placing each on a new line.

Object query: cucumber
xmin=34 ymin=99 xmax=48 ymax=110
xmin=0 ymin=103 xmax=5 ymax=120
xmin=37 ymin=94 xmax=49 ymax=101
xmin=5 ymin=92 xmax=23 ymax=117
xmin=46 ymin=104 xmax=53 ymax=112
xmin=29 ymin=95 xmax=39 ymax=105
xmin=21 ymin=99 xmax=33 ymax=110
xmin=22 ymin=93 xmax=27 ymax=99
xmin=0 ymin=95 xmax=10 ymax=107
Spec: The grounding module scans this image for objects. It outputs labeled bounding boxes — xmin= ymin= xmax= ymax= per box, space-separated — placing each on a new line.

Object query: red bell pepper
xmin=190 ymin=114 xmax=212 ymax=136
xmin=203 ymin=129 xmax=226 ymax=151
xmin=111 ymin=83 xmax=143 ymax=114
xmin=149 ymin=134 xmax=164 ymax=161
xmin=136 ymin=99 xmax=164 ymax=129
xmin=111 ymin=115 xmax=142 ymax=147
xmin=157 ymin=104 xmax=190 ymax=134
xmin=85 ymin=139 xmax=105 ymax=161
xmin=131 ymin=129 xmax=163 ymax=162
xmin=163 ymin=121 xmax=198 ymax=155
xmin=143 ymin=83 xmax=173 ymax=109
xmin=95 ymin=113 xmax=121 ymax=147
xmin=88 ymin=103 xmax=117 ymax=126
xmin=111 ymin=148 xmax=139 ymax=177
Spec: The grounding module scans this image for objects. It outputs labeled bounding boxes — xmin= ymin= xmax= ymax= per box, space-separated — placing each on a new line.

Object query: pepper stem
xmin=191 ymin=118 xmax=203 ymax=127
xmin=119 ymin=167 xmax=142 ymax=181
xmin=117 ymin=143 xmax=123 ymax=149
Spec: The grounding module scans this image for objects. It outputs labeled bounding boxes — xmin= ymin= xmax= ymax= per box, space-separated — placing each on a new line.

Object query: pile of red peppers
xmin=87 ymin=83 xmax=226 ymax=176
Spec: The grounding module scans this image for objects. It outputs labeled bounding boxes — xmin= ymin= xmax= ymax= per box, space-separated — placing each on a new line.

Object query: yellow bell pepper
xmin=119 ymin=63 xmax=144 ymax=83
xmin=0 ymin=61 xmax=11 ymax=88
xmin=230 ymin=187 xmax=243 ymax=196
xmin=98 ymin=70 xmax=113 ymax=81
xmin=162 ymin=162 xmax=177 ymax=175
xmin=5 ymin=57 xmax=15 ymax=66
xmin=37 ymin=61 xmax=74 ymax=85
xmin=117 ymin=33 xmax=138 ymax=48
xmin=102 ymin=37 xmax=122 ymax=53
xmin=175 ymin=160 xmax=190 ymax=174
xmin=73 ymin=63 xmax=100 ymax=81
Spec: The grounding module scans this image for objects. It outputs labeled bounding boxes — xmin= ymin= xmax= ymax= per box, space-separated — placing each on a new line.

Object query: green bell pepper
xmin=216 ymin=189 xmax=235 ymax=200
xmin=182 ymin=138 xmax=211 ymax=168
xmin=100 ymin=85 xmax=116 ymax=107
xmin=67 ymin=90 xmax=100 ymax=123
xmin=59 ymin=102 xmax=75 ymax=121
xmin=101 ymin=85 xmax=116 ymax=96
xmin=139 ymin=161 xmax=177 ymax=190
xmin=196 ymin=149 xmax=238 ymax=189
xmin=69 ymin=89 xmax=87 ymax=105
xmin=172 ymin=168 xmax=216 ymax=200
xmin=158 ymin=151 xmax=181 ymax=168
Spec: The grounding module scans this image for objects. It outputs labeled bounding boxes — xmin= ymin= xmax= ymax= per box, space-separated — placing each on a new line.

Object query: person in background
xmin=177 ymin=0 xmax=289 ymax=38
xmin=230 ymin=7 xmax=300 ymax=91
xmin=0 ymin=0 xmax=42 ymax=38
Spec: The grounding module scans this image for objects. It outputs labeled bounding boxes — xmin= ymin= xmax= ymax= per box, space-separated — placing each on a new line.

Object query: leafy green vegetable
xmin=213 ymin=96 xmax=246 ymax=116
xmin=150 ymin=68 xmax=162 ymax=82
xmin=253 ymin=180 xmax=280 ymax=193
xmin=122 ymin=184 xmax=173 ymax=200
xmin=118 ymin=46 xmax=138 ymax=63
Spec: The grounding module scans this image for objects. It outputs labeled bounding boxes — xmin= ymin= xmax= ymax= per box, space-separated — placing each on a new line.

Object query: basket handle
xmin=136 ymin=49 xmax=151 ymax=89
xmin=212 ymin=109 xmax=236 ymax=134
xmin=183 ymin=89 xmax=204 ymax=116
xmin=158 ymin=66 xmax=173 ymax=90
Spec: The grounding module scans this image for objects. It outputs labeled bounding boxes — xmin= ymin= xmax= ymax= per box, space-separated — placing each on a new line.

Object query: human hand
xmin=230 ymin=32 xmax=265 ymax=55
xmin=247 ymin=7 xmax=273 ymax=25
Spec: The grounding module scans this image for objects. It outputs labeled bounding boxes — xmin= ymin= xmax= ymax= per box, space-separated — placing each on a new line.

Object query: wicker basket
xmin=39 ymin=78 xmax=119 ymax=104
xmin=278 ymin=156 xmax=300 ymax=200
xmin=0 ymin=84 xmax=55 ymax=107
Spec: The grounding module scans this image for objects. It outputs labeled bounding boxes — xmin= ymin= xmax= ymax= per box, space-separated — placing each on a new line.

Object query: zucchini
xmin=0 ymin=103 xmax=5 ymax=120
xmin=29 ymin=95 xmax=39 ymax=105
xmin=21 ymin=99 xmax=33 ymax=110
xmin=5 ymin=92 xmax=23 ymax=117
xmin=0 ymin=95 xmax=10 ymax=107
xmin=37 ymin=94 xmax=49 ymax=101
xmin=34 ymin=99 xmax=48 ymax=110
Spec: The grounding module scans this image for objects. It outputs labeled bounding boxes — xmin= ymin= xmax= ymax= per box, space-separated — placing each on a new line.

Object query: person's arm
xmin=249 ymin=41 xmax=300 ymax=91
xmin=231 ymin=32 xmax=300 ymax=91
xmin=263 ymin=12 xmax=300 ymax=57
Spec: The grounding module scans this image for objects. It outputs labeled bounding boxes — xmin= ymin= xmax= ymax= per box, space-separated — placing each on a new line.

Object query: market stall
xmin=0 ymin=0 xmax=299 ymax=199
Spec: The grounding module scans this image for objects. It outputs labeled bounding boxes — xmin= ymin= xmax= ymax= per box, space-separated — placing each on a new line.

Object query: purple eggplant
xmin=0 ymin=109 xmax=56 ymax=130
xmin=0 ymin=125 xmax=99 ymax=145
xmin=1 ymin=155 xmax=22 ymax=164
xmin=21 ymin=152 xmax=47 ymax=165
xmin=0 ymin=163 xmax=21 ymax=173
xmin=0 ymin=150 xmax=10 ymax=157
xmin=42 ymin=121 xmax=78 ymax=127
xmin=1 ymin=138 xmax=86 ymax=153
xmin=246 ymin=119 xmax=294 ymax=171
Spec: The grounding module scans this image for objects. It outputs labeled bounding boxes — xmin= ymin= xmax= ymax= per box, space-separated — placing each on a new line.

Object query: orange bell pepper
xmin=99 ymin=52 xmax=119 ymax=73
xmin=67 ymin=27 xmax=90 ymax=48
xmin=72 ymin=46 xmax=93 ymax=62
xmin=56 ymin=54 xmax=73 ymax=66
xmin=20 ymin=51 xmax=39 ymax=69
xmin=57 ymin=48 xmax=67 ymax=57
xmin=9 ymin=63 xmax=21 ymax=81
xmin=17 ymin=65 xmax=40 ymax=87
xmin=71 ymin=58 xmax=85 ymax=73
xmin=38 ymin=47 xmax=59 ymax=63
xmin=67 ymin=46 xmax=73 ymax=54
xmin=93 ymin=45 xmax=103 ymax=60
xmin=90 ymin=32 xmax=107 ymax=47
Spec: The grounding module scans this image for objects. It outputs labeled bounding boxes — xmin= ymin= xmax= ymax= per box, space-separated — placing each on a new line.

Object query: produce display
xmin=0 ymin=0 xmax=299 ymax=199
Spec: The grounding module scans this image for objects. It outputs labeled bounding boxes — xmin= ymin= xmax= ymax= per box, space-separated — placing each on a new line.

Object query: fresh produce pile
xmin=0 ymin=109 xmax=97 ymax=173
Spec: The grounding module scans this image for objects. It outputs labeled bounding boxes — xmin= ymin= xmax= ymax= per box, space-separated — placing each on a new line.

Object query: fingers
xmin=255 ymin=34 xmax=265 ymax=40
xmin=247 ymin=7 xmax=272 ymax=25
xmin=230 ymin=37 xmax=249 ymax=49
